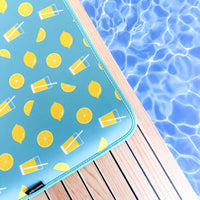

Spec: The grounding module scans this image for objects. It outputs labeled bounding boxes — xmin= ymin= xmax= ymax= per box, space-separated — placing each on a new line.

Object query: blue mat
xmin=0 ymin=1 xmax=137 ymax=199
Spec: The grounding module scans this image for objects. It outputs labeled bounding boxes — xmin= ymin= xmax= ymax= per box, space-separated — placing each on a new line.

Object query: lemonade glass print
xmin=69 ymin=54 xmax=90 ymax=75
xmin=4 ymin=22 xmax=24 ymax=42
xmin=61 ymin=131 xmax=84 ymax=155
xmin=99 ymin=109 xmax=126 ymax=128
xmin=20 ymin=156 xmax=48 ymax=175
xmin=38 ymin=4 xmax=63 ymax=20
xmin=31 ymin=76 xmax=57 ymax=94
xmin=0 ymin=96 xmax=15 ymax=118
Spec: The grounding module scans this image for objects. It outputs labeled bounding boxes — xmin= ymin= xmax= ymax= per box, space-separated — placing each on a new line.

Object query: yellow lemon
xmin=18 ymin=2 xmax=33 ymax=17
xmin=9 ymin=73 xmax=25 ymax=89
xmin=0 ymin=0 xmax=7 ymax=14
xmin=115 ymin=90 xmax=121 ymax=101
xmin=83 ymin=38 xmax=89 ymax=47
xmin=61 ymin=83 xmax=76 ymax=93
xmin=88 ymin=80 xmax=102 ymax=99
xmin=18 ymin=185 xmax=28 ymax=199
xmin=36 ymin=28 xmax=46 ymax=43
xmin=50 ymin=102 xmax=64 ymax=121
xmin=0 ymin=153 xmax=14 ymax=171
xmin=24 ymin=100 xmax=34 ymax=116
xmin=23 ymin=51 xmax=37 ymax=69
xmin=54 ymin=163 xmax=70 ymax=172
xmin=98 ymin=138 xmax=108 ymax=152
xmin=46 ymin=53 xmax=62 ymax=68
xmin=37 ymin=130 xmax=54 ymax=148
xmin=60 ymin=31 xmax=73 ymax=48
xmin=0 ymin=49 xmax=11 ymax=58
xmin=76 ymin=107 xmax=93 ymax=124
xmin=12 ymin=124 xmax=25 ymax=144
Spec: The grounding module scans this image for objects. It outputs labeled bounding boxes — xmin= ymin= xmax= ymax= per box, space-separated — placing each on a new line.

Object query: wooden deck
xmin=32 ymin=0 xmax=198 ymax=199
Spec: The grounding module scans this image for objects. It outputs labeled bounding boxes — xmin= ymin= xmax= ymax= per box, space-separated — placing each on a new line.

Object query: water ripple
xmin=81 ymin=0 xmax=200 ymax=196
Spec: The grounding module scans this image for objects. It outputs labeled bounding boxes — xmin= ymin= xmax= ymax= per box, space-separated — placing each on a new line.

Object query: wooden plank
xmin=31 ymin=192 xmax=48 ymax=200
xmin=127 ymin=128 xmax=180 ymax=199
xmin=111 ymin=142 xmax=158 ymax=199
xmin=46 ymin=182 xmax=71 ymax=200
xmin=79 ymin=162 xmax=114 ymax=200
xmin=63 ymin=172 xmax=92 ymax=200
xmin=67 ymin=0 xmax=198 ymax=199
xmin=95 ymin=152 xmax=136 ymax=200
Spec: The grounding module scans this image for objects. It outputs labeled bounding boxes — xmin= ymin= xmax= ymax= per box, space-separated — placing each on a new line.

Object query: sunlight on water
xmin=81 ymin=0 xmax=200 ymax=196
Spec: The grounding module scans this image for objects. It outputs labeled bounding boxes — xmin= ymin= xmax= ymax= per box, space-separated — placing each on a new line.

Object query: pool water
xmin=81 ymin=0 xmax=200 ymax=197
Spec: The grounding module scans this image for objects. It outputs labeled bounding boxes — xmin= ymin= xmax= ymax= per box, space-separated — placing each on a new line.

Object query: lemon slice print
xmin=18 ymin=185 xmax=28 ymax=199
xmin=24 ymin=51 xmax=37 ymax=69
xmin=18 ymin=2 xmax=33 ymax=17
xmin=54 ymin=163 xmax=70 ymax=172
xmin=50 ymin=102 xmax=64 ymax=121
xmin=98 ymin=138 xmax=108 ymax=152
xmin=12 ymin=124 xmax=25 ymax=144
xmin=46 ymin=53 xmax=62 ymax=68
xmin=115 ymin=90 xmax=122 ymax=101
xmin=24 ymin=100 xmax=34 ymax=116
xmin=9 ymin=73 xmax=25 ymax=89
xmin=88 ymin=80 xmax=102 ymax=99
xmin=83 ymin=38 xmax=89 ymax=47
xmin=0 ymin=49 xmax=11 ymax=58
xmin=76 ymin=107 xmax=93 ymax=124
xmin=0 ymin=153 xmax=14 ymax=171
xmin=61 ymin=83 xmax=76 ymax=93
xmin=0 ymin=0 xmax=7 ymax=14
xmin=36 ymin=28 xmax=46 ymax=43
xmin=98 ymin=63 xmax=103 ymax=70
xmin=60 ymin=31 xmax=73 ymax=48
xmin=37 ymin=130 xmax=54 ymax=148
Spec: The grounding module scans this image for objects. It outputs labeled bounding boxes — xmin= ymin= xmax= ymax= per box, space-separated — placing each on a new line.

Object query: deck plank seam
xmin=137 ymin=125 xmax=182 ymax=200
xmin=125 ymin=141 xmax=160 ymax=200
xmin=109 ymin=151 xmax=139 ymax=200
xmin=61 ymin=180 xmax=73 ymax=200
xmin=93 ymin=161 xmax=116 ymax=200
xmin=77 ymin=171 xmax=94 ymax=200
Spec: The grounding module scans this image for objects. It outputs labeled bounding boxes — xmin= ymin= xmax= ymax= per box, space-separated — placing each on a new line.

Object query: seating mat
xmin=0 ymin=0 xmax=137 ymax=199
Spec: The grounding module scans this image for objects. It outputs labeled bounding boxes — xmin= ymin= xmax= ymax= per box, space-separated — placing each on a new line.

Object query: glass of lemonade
xmin=61 ymin=131 xmax=84 ymax=155
xmin=38 ymin=4 xmax=63 ymax=20
xmin=69 ymin=54 xmax=90 ymax=75
xmin=4 ymin=22 xmax=24 ymax=42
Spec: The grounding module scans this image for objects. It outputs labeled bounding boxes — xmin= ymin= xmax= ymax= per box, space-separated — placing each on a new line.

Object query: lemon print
xmin=54 ymin=163 xmax=70 ymax=172
xmin=18 ymin=185 xmax=28 ymax=199
xmin=37 ymin=130 xmax=54 ymax=148
xmin=0 ymin=49 xmax=11 ymax=59
xmin=61 ymin=83 xmax=76 ymax=93
xmin=60 ymin=31 xmax=73 ymax=48
xmin=23 ymin=51 xmax=37 ymax=69
xmin=83 ymin=38 xmax=89 ymax=47
xmin=98 ymin=63 xmax=103 ymax=70
xmin=9 ymin=73 xmax=25 ymax=89
xmin=115 ymin=90 xmax=122 ymax=101
xmin=0 ymin=0 xmax=7 ymax=14
xmin=76 ymin=107 xmax=93 ymax=124
xmin=12 ymin=124 xmax=25 ymax=144
xmin=88 ymin=80 xmax=102 ymax=99
xmin=46 ymin=53 xmax=62 ymax=68
xmin=36 ymin=28 xmax=46 ymax=43
xmin=98 ymin=138 xmax=108 ymax=152
xmin=50 ymin=102 xmax=64 ymax=121
xmin=18 ymin=2 xmax=33 ymax=17
xmin=24 ymin=100 xmax=34 ymax=116
xmin=0 ymin=153 xmax=14 ymax=171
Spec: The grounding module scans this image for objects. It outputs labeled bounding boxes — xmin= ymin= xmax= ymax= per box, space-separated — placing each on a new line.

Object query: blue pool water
xmin=81 ymin=0 xmax=200 ymax=197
